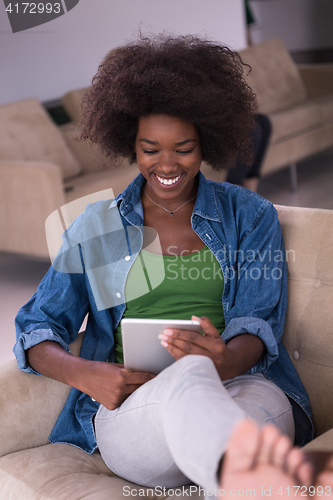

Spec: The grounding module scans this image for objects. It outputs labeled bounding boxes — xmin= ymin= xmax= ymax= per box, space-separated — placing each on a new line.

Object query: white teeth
xmin=156 ymin=174 xmax=182 ymax=185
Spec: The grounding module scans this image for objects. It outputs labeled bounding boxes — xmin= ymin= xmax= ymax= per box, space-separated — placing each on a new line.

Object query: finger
xmin=122 ymin=382 xmax=153 ymax=394
xmin=124 ymin=371 xmax=156 ymax=385
xmin=160 ymin=330 xmax=225 ymax=361
xmin=197 ymin=316 xmax=221 ymax=338
xmin=160 ymin=328 xmax=218 ymax=350
xmin=161 ymin=341 xmax=194 ymax=360
xmin=161 ymin=337 xmax=210 ymax=359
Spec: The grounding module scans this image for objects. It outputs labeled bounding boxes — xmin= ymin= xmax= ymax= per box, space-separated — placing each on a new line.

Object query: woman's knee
xmin=166 ymin=355 xmax=217 ymax=381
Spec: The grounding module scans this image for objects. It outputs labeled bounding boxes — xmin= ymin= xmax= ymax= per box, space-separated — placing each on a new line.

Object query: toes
xmin=257 ymin=424 xmax=281 ymax=465
xmin=285 ymin=447 xmax=314 ymax=487
xmin=224 ymin=419 xmax=261 ymax=471
xmin=272 ymin=433 xmax=293 ymax=469
xmin=296 ymin=460 xmax=314 ymax=487
xmin=286 ymin=447 xmax=306 ymax=475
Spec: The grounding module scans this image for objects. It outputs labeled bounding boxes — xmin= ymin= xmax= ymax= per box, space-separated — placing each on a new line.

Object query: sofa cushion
xmin=269 ymin=94 xmax=333 ymax=144
xmin=240 ymin=38 xmax=308 ymax=114
xmin=0 ymin=98 xmax=81 ymax=180
xmin=261 ymin=121 xmax=333 ymax=175
xmin=0 ymin=444 xmax=200 ymax=500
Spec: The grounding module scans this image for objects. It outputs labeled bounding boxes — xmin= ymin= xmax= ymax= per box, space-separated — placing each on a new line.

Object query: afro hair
xmin=80 ymin=34 xmax=257 ymax=170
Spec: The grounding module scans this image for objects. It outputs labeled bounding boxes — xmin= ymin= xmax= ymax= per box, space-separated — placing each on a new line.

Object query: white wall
xmin=250 ymin=0 xmax=333 ymax=52
xmin=0 ymin=0 xmax=247 ymax=105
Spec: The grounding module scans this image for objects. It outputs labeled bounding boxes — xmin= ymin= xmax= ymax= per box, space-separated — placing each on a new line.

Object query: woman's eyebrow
xmin=138 ymin=138 xmax=158 ymax=145
xmin=138 ymin=138 xmax=197 ymax=145
xmin=176 ymin=139 xmax=197 ymax=146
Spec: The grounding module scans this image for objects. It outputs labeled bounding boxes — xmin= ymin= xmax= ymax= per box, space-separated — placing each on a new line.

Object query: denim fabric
xmin=14 ymin=171 xmax=313 ymax=453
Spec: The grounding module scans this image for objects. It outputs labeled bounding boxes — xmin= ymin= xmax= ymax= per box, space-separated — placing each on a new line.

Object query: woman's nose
xmin=159 ymin=152 xmax=177 ymax=172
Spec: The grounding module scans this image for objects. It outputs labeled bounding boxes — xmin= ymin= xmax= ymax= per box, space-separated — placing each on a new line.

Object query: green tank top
xmin=114 ymin=246 xmax=225 ymax=363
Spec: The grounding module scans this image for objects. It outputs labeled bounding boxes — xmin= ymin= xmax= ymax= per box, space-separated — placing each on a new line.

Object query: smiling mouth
xmin=154 ymin=173 xmax=183 ymax=186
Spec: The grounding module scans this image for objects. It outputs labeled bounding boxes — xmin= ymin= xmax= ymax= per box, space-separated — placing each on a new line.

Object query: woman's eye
xmin=177 ymin=149 xmax=194 ymax=155
xmin=143 ymin=150 xmax=158 ymax=155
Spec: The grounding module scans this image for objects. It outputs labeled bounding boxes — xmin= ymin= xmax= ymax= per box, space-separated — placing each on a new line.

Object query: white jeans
xmin=94 ymin=355 xmax=294 ymax=491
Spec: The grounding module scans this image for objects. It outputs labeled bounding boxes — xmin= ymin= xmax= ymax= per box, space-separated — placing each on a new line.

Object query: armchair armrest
xmin=303 ymin=428 xmax=333 ymax=453
xmin=0 ymin=334 xmax=83 ymax=458
xmin=298 ymin=63 xmax=333 ymax=98
xmin=0 ymin=160 xmax=66 ymax=258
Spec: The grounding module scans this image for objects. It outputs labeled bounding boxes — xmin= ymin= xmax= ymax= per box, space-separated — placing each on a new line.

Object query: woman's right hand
xmin=79 ymin=361 xmax=156 ymax=410
xmin=27 ymin=341 xmax=156 ymax=412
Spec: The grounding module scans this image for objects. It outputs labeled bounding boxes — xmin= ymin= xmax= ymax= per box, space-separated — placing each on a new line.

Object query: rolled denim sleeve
xmin=222 ymin=200 xmax=288 ymax=373
xmin=14 ymin=263 xmax=89 ymax=375
xmin=222 ymin=317 xmax=279 ymax=372
xmin=14 ymin=328 xmax=71 ymax=375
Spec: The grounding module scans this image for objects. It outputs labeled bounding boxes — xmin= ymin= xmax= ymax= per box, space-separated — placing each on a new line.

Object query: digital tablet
xmin=121 ymin=318 xmax=201 ymax=374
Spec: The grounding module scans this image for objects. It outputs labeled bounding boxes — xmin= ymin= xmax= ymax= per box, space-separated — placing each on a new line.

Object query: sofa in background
xmin=240 ymin=38 xmax=333 ymax=187
xmin=0 ymin=204 xmax=332 ymax=500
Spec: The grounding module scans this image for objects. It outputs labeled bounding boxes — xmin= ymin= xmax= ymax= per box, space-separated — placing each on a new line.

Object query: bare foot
xmin=219 ymin=420 xmax=313 ymax=499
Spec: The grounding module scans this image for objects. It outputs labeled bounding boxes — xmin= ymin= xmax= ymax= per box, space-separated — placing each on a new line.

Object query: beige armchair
xmin=0 ymin=204 xmax=333 ymax=499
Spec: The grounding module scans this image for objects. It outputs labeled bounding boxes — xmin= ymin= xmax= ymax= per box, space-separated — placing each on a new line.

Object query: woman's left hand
xmin=159 ymin=315 xmax=233 ymax=380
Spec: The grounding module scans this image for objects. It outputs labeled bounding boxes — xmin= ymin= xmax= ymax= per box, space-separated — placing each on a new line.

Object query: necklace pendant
xmin=170 ymin=212 xmax=174 ymax=215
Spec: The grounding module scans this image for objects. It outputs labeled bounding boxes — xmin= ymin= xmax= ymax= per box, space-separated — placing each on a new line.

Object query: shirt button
xmin=292 ymin=350 xmax=300 ymax=361
xmin=116 ymin=292 xmax=121 ymax=298
xmin=124 ymin=255 xmax=130 ymax=261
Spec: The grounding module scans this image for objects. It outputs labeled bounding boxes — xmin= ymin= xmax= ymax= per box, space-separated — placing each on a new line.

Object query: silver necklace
xmin=144 ymin=188 xmax=197 ymax=215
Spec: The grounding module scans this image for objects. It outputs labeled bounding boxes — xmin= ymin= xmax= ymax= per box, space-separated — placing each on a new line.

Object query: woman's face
xmin=134 ymin=114 xmax=202 ymax=202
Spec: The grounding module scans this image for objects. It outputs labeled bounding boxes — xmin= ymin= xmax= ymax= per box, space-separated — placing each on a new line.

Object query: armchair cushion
xmin=0 ymin=98 xmax=81 ymax=180
xmin=0 ymin=160 xmax=65 ymax=257
xmin=298 ymin=63 xmax=333 ymax=99
xmin=240 ymin=38 xmax=308 ymax=114
xmin=269 ymin=94 xmax=333 ymax=144
xmin=277 ymin=205 xmax=333 ymax=437
xmin=0 ymin=444 xmax=143 ymax=500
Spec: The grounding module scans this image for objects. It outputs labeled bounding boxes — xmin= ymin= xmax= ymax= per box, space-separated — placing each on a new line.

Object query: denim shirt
xmin=14 ymin=172 xmax=313 ymax=453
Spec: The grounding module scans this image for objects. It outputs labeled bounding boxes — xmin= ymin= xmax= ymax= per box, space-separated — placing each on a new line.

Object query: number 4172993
xmin=5 ymin=3 xmax=61 ymax=14
xmin=277 ymin=485 xmax=332 ymax=496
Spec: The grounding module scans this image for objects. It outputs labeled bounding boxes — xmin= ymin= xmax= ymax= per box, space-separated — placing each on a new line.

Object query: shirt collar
xmin=192 ymin=171 xmax=221 ymax=222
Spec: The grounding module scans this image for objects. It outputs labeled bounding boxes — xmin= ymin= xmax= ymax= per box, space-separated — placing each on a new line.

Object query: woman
xmin=14 ymin=35 xmax=313 ymax=492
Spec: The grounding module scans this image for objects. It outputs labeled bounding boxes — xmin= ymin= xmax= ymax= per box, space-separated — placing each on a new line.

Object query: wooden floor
xmin=1 ymin=148 xmax=333 ymax=365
